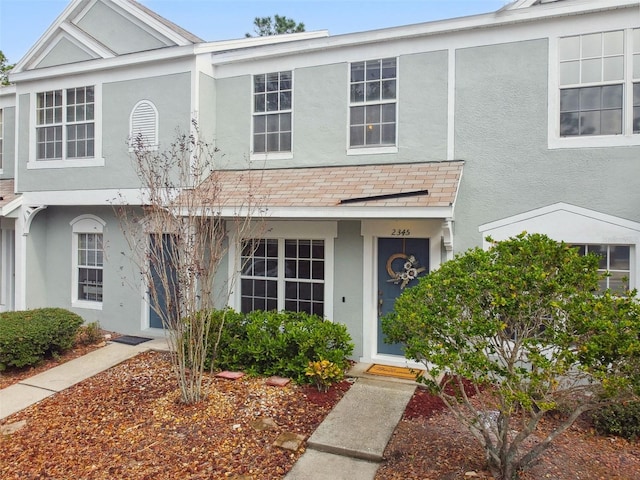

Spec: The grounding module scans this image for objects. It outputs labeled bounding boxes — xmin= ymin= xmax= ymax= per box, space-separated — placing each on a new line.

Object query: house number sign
xmin=390 ymin=228 xmax=411 ymax=236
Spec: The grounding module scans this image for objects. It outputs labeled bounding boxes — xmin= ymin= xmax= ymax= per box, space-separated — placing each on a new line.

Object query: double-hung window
xmin=252 ymin=71 xmax=292 ymax=155
xmin=36 ymin=86 xmax=95 ymax=160
xmin=71 ymin=215 xmax=105 ymax=309
xmin=553 ymin=29 xmax=639 ymax=146
xmin=573 ymin=244 xmax=631 ymax=293
xmin=240 ymin=238 xmax=325 ymax=316
xmin=349 ymin=58 xmax=397 ymax=151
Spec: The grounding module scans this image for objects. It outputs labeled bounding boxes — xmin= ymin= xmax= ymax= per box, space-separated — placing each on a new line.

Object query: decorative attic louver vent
xmin=129 ymin=100 xmax=158 ymax=150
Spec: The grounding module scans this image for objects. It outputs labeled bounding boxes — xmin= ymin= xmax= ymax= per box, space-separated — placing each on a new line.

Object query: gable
xmin=479 ymin=203 xmax=640 ymax=246
xmin=13 ymin=0 xmax=202 ymax=73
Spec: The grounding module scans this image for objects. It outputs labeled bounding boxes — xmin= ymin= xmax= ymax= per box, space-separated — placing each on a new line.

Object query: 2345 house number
xmin=391 ymin=229 xmax=411 ymax=236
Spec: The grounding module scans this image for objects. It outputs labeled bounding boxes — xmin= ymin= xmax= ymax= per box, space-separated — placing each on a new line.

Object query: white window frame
xmin=71 ymin=214 xmax=106 ymax=310
xmin=571 ymin=244 xmax=631 ymax=293
xmin=129 ymin=100 xmax=159 ymax=152
xmin=28 ymin=83 xmax=103 ymax=169
xmin=250 ymin=70 xmax=293 ymax=161
xmin=347 ymin=57 xmax=399 ymax=156
xmin=229 ymin=221 xmax=336 ymax=319
xmin=549 ymin=28 xmax=640 ymax=149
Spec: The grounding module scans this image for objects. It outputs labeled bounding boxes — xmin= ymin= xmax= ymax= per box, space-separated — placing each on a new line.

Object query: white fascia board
xmin=479 ymin=202 xmax=640 ymax=233
xmin=22 ymin=189 xmax=148 ymax=206
xmin=11 ymin=0 xmax=87 ymax=74
xmin=193 ymin=206 xmax=455 ymax=220
xmin=9 ymin=44 xmax=196 ymax=83
xmin=209 ymin=0 xmax=638 ymax=65
xmin=109 ymin=0 xmax=195 ymax=47
xmin=0 ymin=196 xmax=23 ymax=218
xmin=193 ymin=30 xmax=330 ymax=55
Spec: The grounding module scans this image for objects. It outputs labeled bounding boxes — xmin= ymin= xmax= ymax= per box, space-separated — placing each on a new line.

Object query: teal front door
xmin=377 ymin=237 xmax=429 ymax=355
xmin=148 ymin=234 xmax=179 ymax=329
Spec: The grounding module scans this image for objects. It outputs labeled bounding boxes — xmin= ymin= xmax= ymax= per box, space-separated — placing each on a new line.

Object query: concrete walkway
xmin=1 ymin=341 xmax=417 ymax=480
xmin=285 ymin=376 xmax=416 ymax=480
xmin=0 ymin=338 xmax=169 ymax=420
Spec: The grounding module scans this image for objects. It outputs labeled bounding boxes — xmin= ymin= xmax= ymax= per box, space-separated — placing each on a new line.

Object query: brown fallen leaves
xmin=377 ymin=387 xmax=640 ymax=480
xmin=0 ymin=351 xmax=349 ymax=479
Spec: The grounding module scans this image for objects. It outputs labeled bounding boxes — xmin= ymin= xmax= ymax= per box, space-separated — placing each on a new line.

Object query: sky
xmin=0 ymin=0 xmax=508 ymax=64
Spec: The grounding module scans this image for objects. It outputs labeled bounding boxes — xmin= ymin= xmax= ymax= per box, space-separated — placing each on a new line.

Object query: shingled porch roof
xmin=190 ymin=161 xmax=464 ymax=218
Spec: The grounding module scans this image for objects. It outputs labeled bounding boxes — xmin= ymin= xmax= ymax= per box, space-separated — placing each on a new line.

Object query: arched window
xmin=71 ymin=214 xmax=106 ymax=309
xmin=129 ymin=100 xmax=158 ymax=150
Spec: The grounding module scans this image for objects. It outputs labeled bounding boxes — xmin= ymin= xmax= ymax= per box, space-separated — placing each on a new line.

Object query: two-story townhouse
xmin=1 ymin=0 xmax=639 ymax=368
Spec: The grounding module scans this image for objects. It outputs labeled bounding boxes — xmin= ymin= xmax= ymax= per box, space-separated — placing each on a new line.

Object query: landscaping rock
xmin=273 ymin=432 xmax=305 ymax=451
xmin=1 ymin=420 xmax=27 ymax=435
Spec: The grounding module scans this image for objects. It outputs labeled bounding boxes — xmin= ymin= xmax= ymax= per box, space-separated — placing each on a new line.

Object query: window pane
xmin=351 ymin=84 xmax=364 ymax=103
xmin=280 ymin=113 xmax=291 ymax=131
xmin=560 ymin=88 xmax=579 ymax=111
xmin=559 ymin=36 xmax=580 ymax=61
xmin=580 ymin=87 xmax=601 ymax=110
xmin=280 ymin=91 xmax=292 ymax=110
xmin=381 ymin=58 xmax=396 ymax=78
xmin=602 ymin=84 xmax=622 ymax=108
xmin=600 ymin=109 xmax=622 ymax=135
xmin=610 ymin=245 xmax=630 ymax=270
xmin=366 ymin=59 xmax=381 ymax=80
xmin=382 ymin=79 xmax=396 ymax=100
xmin=254 ymin=94 xmax=266 ymax=113
xmin=365 ymin=105 xmax=380 ymax=123
xmin=299 ymin=241 xmax=311 ymax=258
xmin=366 ymin=124 xmax=380 ymax=144
xmin=280 ymin=71 xmax=292 ymax=90
xmin=254 ymin=115 xmax=266 ymax=134
xmin=299 ymin=282 xmax=311 ymax=300
xmin=285 ymin=259 xmax=297 ymax=278
xmin=351 ymin=62 xmax=365 ymax=82
xmin=266 ymin=133 xmax=279 ymax=151
xmin=580 ymin=111 xmax=600 ymax=135
xmin=381 ymin=124 xmax=396 ymax=144
xmin=254 ymin=75 xmax=266 ymax=93
xmin=561 ymin=60 xmax=580 ymax=85
xmin=253 ymin=134 xmax=265 ymax=153
xmin=266 ymin=92 xmax=279 ymax=111
xmin=280 ymin=132 xmax=291 ymax=151
xmin=581 ymin=58 xmax=602 ymax=83
xmin=603 ymin=30 xmax=623 ymax=56
xmin=366 ymin=82 xmax=380 ymax=101
xmin=351 ymin=106 xmax=364 ymax=125
xmin=582 ymin=33 xmax=602 ymax=58
xmin=381 ymin=104 xmax=396 ymax=122
xmin=312 ymin=261 xmax=324 ymax=280
xmin=603 ymin=56 xmax=624 ymax=82
xmin=350 ymin=126 xmax=364 ymax=146
xmin=266 ymin=72 xmax=279 ymax=91
xmin=589 ymin=245 xmax=608 ymax=269
xmin=267 ymin=114 xmax=279 ymax=132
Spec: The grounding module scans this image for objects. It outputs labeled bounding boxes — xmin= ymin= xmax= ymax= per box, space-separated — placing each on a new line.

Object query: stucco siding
xmin=26 ymin=206 xmax=146 ymax=333
xmin=77 ymin=0 xmax=167 ymax=55
xmin=1 ymin=106 xmax=15 ymax=178
xmin=453 ymin=38 xmax=640 ymax=253
xmin=36 ymin=37 xmax=94 ymax=69
xmin=17 ymin=72 xmax=192 ymax=192
xmin=214 ymin=76 xmax=252 ymax=169
xmin=398 ymin=50 xmax=448 ymax=160
xmin=333 ymin=220 xmax=364 ymax=359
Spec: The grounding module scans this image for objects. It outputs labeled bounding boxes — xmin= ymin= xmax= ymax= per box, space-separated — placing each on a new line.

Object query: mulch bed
xmin=0 ymin=351 xmax=350 ymax=479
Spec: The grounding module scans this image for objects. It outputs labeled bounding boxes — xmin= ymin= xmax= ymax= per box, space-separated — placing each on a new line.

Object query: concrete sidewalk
xmin=0 ymin=338 xmax=168 ymax=420
xmin=285 ymin=377 xmax=416 ymax=480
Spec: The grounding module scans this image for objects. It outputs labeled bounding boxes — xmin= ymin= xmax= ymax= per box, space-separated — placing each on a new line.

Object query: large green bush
xmin=592 ymin=401 xmax=640 ymax=440
xmin=0 ymin=308 xmax=84 ymax=371
xmin=206 ymin=309 xmax=353 ymax=383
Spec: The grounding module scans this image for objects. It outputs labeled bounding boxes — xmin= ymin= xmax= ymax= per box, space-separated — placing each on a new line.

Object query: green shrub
xmin=0 ymin=308 xmax=84 ymax=371
xmin=592 ymin=401 xmax=640 ymax=440
xmin=206 ymin=309 xmax=353 ymax=383
xmin=77 ymin=321 xmax=103 ymax=345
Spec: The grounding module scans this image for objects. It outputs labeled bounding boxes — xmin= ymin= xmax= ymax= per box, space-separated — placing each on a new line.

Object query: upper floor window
xmin=349 ymin=58 xmax=397 ymax=150
xmin=552 ymin=29 xmax=639 ymax=147
xmin=253 ymin=71 xmax=292 ymax=154
xmin=36 ymin=86 xmax=94 ymax=160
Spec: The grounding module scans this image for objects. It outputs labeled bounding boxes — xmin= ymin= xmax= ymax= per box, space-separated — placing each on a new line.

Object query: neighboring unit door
xmin=148 ymin=234 xmax=179 ymax=329
xmin=377 ymin=237 xmax=429 ymax=356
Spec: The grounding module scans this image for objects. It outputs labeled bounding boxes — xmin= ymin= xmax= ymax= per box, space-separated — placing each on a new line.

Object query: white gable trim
xmin=479 ymin=203 xmax=640 ymax=288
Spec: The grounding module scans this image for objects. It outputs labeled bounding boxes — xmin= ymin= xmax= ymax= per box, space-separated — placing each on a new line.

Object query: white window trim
xmin=346 ymin=57 xmax=399 ymax=154
xmin=548 ymin=28 xmax=640 ymax=149
xmin=27 ymin=83 xmax=104 ymax=169
xmin=70 ymin=214 xmax=105 ymax=310
xmin=228 ymin=221 xmax=336 ymax=319
xmin=249 ymin=70 xmax=294 ymax=161
xmin=128 ymin=100 xmax=159 ymax=152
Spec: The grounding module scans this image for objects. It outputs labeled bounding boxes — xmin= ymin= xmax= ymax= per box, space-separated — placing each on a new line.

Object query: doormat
xmin=112 ymin=335 xmax=153 ymax=346
xmin=366 ymin=364 xmax=422 ymax=381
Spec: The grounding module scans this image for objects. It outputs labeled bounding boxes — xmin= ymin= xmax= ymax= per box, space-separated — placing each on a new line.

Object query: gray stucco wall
xmin=77 ymin=0 xmax=167 ymax=55
xmin=26 ymin=206 xmax=146 ymax=333
xmin=214 ymin=51 xmax=450 ymax=169
xmin=453 ymin=38 xmax=640 ymax=253
xmin=333 ymin=220 xmax=364 ymax=359
xmin=1 ymin=106 xmax=15 ymax=178
xmin=36 ymin=37 xmax=94 ymax=69
xmin=17 ymin=72 xmax=192 ymax=192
